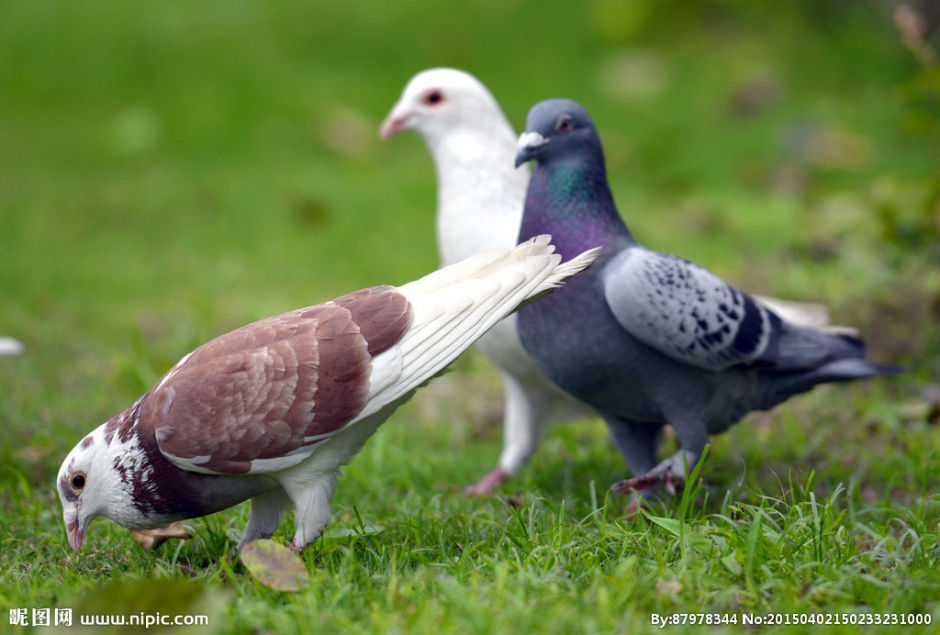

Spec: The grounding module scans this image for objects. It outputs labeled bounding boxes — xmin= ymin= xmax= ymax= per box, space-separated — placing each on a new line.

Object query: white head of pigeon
xmin=57 ymin=235 xmax=599 ymax=554
xmin=381 ymin=68 xmax=528 ymax=267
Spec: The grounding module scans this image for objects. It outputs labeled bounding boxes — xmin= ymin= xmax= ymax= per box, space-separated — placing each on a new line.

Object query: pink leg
xmin=464 ymin=466 xmax=508 ymax=496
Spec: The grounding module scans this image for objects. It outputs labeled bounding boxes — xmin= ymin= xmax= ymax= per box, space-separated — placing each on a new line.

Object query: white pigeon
xmin=56 ymin=236 xmax=599 ymax=553
xmin=380 ymin=68 xmax=848 ymax=495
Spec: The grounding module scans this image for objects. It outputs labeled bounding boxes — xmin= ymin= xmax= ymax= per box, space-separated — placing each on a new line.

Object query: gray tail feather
xmin=808 ymin=358 xmax=907 ymax=381
xmin=759 ymin=358 xmax=906 ymax=411
xmin=762 ymin=319 xmax=872 ymax=370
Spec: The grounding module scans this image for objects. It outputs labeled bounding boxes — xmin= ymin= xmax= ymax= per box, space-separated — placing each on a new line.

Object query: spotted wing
xmin=602 ymin=247 xmax=776 ymax=371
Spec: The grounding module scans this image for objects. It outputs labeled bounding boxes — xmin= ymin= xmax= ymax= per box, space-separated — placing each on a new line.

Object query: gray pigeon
xmin=56 ymin=236 xmax=598 ymax=553
xmin=381 ymin=68 xmax=853 ymax=496
xmin=514 ymin=99 xmax=902 ymax=500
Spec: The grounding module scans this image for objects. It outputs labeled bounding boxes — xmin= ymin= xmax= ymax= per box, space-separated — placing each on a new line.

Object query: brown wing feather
xmin=138 ymin=287 xmax=412 ymax=474
xmin=333 ymin=285 xmax=413 ymax=355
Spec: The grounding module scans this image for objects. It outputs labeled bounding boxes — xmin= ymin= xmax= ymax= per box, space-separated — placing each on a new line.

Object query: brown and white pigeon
xmin=381 ymin=68 xmax=857 ymax=496
xmin=56 ymin=236 xmax=599 ymax=553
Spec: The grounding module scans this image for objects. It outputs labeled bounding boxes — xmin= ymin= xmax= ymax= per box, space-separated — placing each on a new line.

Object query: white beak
xmin=517 ymin=131 xmax=550 ymax=151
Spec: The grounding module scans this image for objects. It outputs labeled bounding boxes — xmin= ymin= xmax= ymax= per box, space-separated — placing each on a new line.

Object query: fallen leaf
xmin=240 ymin=539 xmax=309 ymax=592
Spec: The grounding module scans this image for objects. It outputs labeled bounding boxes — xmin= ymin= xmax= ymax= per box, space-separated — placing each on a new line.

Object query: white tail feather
xmin=754 ymin=295 xmax=859 ymax=337
xmin=362 ymin=235 xmax=598 ymax=418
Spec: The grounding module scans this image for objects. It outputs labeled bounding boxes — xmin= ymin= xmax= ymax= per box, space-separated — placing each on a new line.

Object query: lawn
xmin=1 ymin=1 xmax=939 ymax=633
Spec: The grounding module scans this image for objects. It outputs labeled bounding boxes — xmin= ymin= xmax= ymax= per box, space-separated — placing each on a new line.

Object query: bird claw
xmin=663 ymin=472 xmax=678 ymax=496
xmin=609 ymin=463 xmax=684 ymax=496
xmin=610 ymin=470 xmax=667 ymax=494
xmin=464 ymin=466 xmax=507 ymax=496
xmin=129 ymin=523 xmax=192 ymax=550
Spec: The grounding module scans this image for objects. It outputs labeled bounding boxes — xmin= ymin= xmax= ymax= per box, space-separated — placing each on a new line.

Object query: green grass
xmin=2 ymin=1 xmax=939 ymax=633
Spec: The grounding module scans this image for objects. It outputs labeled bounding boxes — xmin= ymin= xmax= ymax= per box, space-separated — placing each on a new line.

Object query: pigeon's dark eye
xmin=556 ymin=115 xmax=574 ymax=134
xmin=71 ymin=474 xmax=86 ymax=490
xmin=422 ymin=89 xmax=444 ymax=106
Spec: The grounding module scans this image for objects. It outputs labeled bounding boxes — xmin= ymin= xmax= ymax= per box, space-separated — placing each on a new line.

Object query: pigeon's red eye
xmin=556 ymin=115 xmax=574 ymax=134
xmin=71 ymin=474 xmax=86 ymax=489
xmin=422 ymin=89 xmax=444 ymax=106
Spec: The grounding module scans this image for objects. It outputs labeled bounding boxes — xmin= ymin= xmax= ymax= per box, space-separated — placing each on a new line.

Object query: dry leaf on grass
xmin=240 ymin=539 xmax=310 ymax=592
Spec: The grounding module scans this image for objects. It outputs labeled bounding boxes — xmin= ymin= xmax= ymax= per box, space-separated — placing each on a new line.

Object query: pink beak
xmin=379 ymin=113 xmax=410 ymax=139
xmin=67 ymin=520 xmax=85 ymax=552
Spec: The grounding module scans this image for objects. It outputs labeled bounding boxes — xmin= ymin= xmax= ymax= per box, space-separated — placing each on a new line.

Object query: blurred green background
xmin=3 ymin=0 xmax=938 ymax=524
xmin=1 ymin=0 xmax=939 ymax=628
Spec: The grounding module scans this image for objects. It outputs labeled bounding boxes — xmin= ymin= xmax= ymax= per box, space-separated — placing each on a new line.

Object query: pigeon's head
xmin=380 ymin=68 xmax=503 ymax=142
xmin=57 ymin=421 xmax=139 ymax=552
xmin=514 ymin=99 xmax=599 ymax=168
